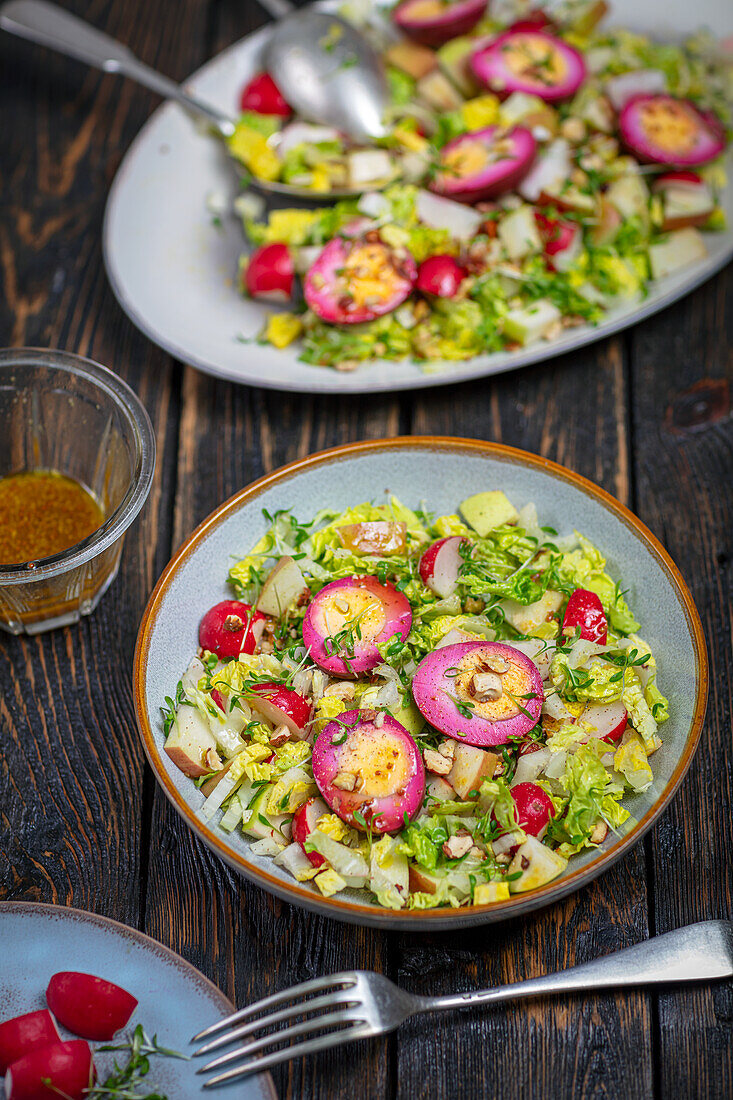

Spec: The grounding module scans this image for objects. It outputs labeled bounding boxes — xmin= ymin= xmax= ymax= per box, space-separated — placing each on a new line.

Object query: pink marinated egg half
xmin=304 ymin=237 xmax=417 ymax=325
xmin=392 ymin=0 xmax=487 ymax=47
xmin=411 ymin=641 xmax=543 ymax=747
xmin=312 ymin=710 xmax=425 ymax=833
xmin=471 ymin=31 xmax=586 ymax=102
xmin=303 ymin=575 xmax=412 ymax=676
xmin=618 ymin=94 xmax=726 ymax=167
xmin=430 ymin=125 xmax=537 ymax=204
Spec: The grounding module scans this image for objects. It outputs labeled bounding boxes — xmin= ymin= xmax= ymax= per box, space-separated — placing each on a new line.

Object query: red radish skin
xmin=199 ymin=600 xmax=266 ymax=659
xmin=244 ymin=243 xmax=295 ymax=302
xmin=418 ymin=536 xmax=466 ymax=597
xmin=46 ymin=972 xmax=138 ymax=1041
xmin=0 ymin=1012 xmax=60 ymax=1074
xmin=239 ymin=72 xmax=291 ymax=116
xmin=416 ymin=255 xmax=467 ymax=298
xmin=562 ymin=589 xmax=608 ymax=644
xmin=511 ymin=781 xmax=555 ymax=836
xmin=211 ymin=688 xmax=227 ymax=712
xmin=534 ymin=211 xmax=582 ymax=272
xmin=5 ymin=1040 xmax=93 ymax=1100
xmin=249 ymin=682 xmax=312 ymax=737
xmin=392 ymin=0 xmax=487 ymax=47
xmin=431 ymin=125 xmax=537 ymax=203
xmin=582 ymin=701 xmax=628 ymax=743
xmin=618 ymin=95 xmax=726 ymax=167
xmin=303 ymin=576 xmax=413 ymax=676
xmin=412 ymin=642 xmax=543 ymax=747
xmin=313 ymin=711 xmax=425 ymax=833
xmin=471 ymin=32 xmax=587 ymax=102
xmin=291 ymin=796 xmax=330 ymax=867
xmin=304 ymin=237 xmax=417 ymax=325
xmin=509 ymin=10 xmax=555 ymax=31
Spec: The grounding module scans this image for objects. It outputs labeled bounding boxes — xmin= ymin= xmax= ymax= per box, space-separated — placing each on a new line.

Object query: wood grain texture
xmin=629 ymin=271 xmax=733 ymax=1100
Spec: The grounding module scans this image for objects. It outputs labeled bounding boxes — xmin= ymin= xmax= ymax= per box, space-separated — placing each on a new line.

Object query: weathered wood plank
xmin=400 ymin=339 xmax=655 ymax=1100
xmin=0 ymin=0 xmax=186 ymax=922
xmin=629 ymin=268 xmax=733 ymax=1100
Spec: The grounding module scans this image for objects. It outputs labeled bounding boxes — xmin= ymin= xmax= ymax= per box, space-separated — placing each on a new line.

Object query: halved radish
xmin=0 ymin=1012 xmax=60 ymax=1074
xmin=46 ymin=972 xmax=137 ymax=1041
xmin=243 ymin=243 xmax=295 ymax=303
xmin=416 ymin=255 xmax=468 ymax=298
xmin=509 ymin=9 xmax=555 ymax=32
xmin=510 ymin=781 xmax=555 ymax=837
xmin=303 ymin=576 xmax=412 ymax=677
xmin=239 ymin=72 xmax=291 ymax=116
xmin=5 ymin=1040 xmax=93 ymax=1100
xmin=412 ymin=642 xmax=543 ymax=747
xmin=393 ymin=0 xmax=488 ymax=48
xmin=534 ymin=211 xmax=583 ymax=272
xmin=199 ymin=600 xmax=267 ymax=659
xmin=291 ymin=795 xmax=330 ymax=867
xmin=582 ymin=700 xmax=627 ymax=743
xmin=249 ymin=683 xmax=312 ymax=738
xmin=618 ymin=95 xmax=726 ymax=167
xmin=419 ymin=536 xmax=466 ymax=597
xmin=471 ymin=31 xmax=586 ymax=102
xmin=562 ymin=589 xmax=607 ymax=644
xmin=430 ymin=125 xmax=537 ymax=204
xmin=313 ymin=710 xmax=424 ymax=833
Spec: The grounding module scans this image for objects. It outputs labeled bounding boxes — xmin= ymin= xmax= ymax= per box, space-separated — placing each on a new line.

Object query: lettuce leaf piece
xmin=621 ymin=671 xmax=658 ymax=741
xmin=479 ymin=778 xmax=520 ymax=834
xmin=614 ymin=731 xmax=653 ymax=792
xmin=403 ymin=823 xmax=440 ymax=870
xmin=549 ymin=742 xmax=625 ymax=856
xmin=432 ymin=514 xmax=471 ymax=538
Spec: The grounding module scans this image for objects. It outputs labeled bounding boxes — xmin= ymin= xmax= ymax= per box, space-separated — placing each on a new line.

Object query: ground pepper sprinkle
xmin=0 ymin=471 xmax=104 ymax=565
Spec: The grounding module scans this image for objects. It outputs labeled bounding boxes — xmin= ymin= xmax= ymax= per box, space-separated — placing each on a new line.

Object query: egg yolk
xmin=453 ymin=650 xmax=533 ymax=722
xmin=317 ymin=586 xmax=386 ymax=645
xmin=337 ymin=727 xmax=411 ymax=798
xmin=639 ymin=100 xmax=699 ymax=155
xmin=502 ymin=34 xmax=567 ymax=86
xmin=404 ymin=0 xmax=448 ymax=18
xmin=342 ymin=243 xmax=404 ymax=308
xmin=442 ymin=140 xmax=490 ymax=179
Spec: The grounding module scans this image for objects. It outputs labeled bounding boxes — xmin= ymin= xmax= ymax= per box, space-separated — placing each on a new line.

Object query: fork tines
xmin=191 ymin=971 xmax=369 ymax=1088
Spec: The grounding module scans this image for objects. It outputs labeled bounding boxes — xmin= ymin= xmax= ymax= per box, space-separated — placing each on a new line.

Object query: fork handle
xmin=421 ymin=921 xmax=733 ymax=1014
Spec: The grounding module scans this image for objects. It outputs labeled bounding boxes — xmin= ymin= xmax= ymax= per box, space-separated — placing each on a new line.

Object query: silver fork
xmin=192 ymin=920 xmax=733 ymax=1088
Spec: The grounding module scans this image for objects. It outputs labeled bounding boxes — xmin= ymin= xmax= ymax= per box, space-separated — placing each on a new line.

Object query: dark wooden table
xmin=1 ymin=1 xmax=732 ymax=1097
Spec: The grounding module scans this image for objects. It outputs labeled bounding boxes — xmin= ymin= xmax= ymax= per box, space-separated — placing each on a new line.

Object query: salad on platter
xmin=224 ymin=0 xmax=732 ymax=372
xmin=162 ymin=489 xmax=669 ymax=911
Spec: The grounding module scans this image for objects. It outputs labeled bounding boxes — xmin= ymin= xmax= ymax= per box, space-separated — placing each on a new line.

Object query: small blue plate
xmin=0 ymin=902 xmax=276 ymax=1098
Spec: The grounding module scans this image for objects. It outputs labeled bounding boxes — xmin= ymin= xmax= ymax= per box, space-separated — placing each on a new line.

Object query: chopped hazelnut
xmin=437 ymin=739 xmax=456 ymax=760
xmin=471 ymin=670 xmax=503 ymax=702
xmin=270 ymin=724 xmax=291 ymax=748
xmin=332 ymin=771 xmax=358 ymax=791
xmin=442 ymin=834 xmax=473 ymax=859
xmin=205 ymin=749 xmax=224 ymax=772
xmin=424 ymin=748 xmax=452 ymax=776
xmin=590 ymin=820 xmax=608 ymax=844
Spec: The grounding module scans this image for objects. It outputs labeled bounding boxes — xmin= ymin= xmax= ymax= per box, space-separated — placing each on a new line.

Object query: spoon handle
xmin=255 ymin=0 xmax=296 ymax=20
xmin=0 ymin=0 xmax=234 ymax=134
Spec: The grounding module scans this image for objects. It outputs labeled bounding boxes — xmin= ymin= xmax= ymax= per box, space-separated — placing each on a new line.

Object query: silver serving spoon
xmin=0 ymin=0 xmax=389 ymax=201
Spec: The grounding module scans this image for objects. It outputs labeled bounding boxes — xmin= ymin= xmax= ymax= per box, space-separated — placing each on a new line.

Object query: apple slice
xmin=46 ymin=972 xmax=137 ymax=1041
xmin=448 ymin=741 xmax=499 ymax=798
xmin=5 ymin=1040 xmax=93 ymax=1100
xmin=291 ymin=795 xmax=330 ymax=867
xmin=336 ymin=521 xmax=406 ymax=555
xmin=582 ymin=700 xmax=628 ymax=743
xmin=256 ymin=556 xmax=308 ymax=617
xmin=0 ymin=1012 xmax=60 ymax=1074
xmin=419 ymin=536 xmax=466 ymax=598
xmin=249 ymin=683 xmax=312 ymax=738
xmin=164 ymin=705 xmax=220 ymax=778
xmin=507 ymin=835 xmax=567 ymax=892
xmin=653 ymin=171 xmax=715 ymax=231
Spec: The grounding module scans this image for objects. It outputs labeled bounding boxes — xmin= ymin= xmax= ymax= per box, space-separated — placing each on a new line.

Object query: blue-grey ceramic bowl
xmin=0 ymin=902 xmax=276 ymax=1097
xmin=134 ymin=438 xmax=707 ymax=931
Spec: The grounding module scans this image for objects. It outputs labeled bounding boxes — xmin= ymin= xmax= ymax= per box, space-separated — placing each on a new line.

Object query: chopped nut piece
xmin=223 ymin=614 xmax=244 ymax=632
xmin=205 ymin=749 xmax=224 ymax=772
xmin=469 ymin=845 xmax=486 ymax=860
xmin=483 ymin=654 xmax=510 ymax=674
xmin=442 ymin=834 xmax=473 ymax=859
xmin=374 ymin=711 xmax=386 ymax=728
xmin=333 ymin=597 xmax=351 ymax=613
xmin=437 ymin=739 xmax=456 ymax=760
xmin=323 ymin=681 xmax=356 ymax=701
xmin=590 ymin=820 xmax=609 ymax=844
xmin=424 ymin=748 xmax=453 ymax=776
xmin=332 ymin=771 xmax=357 ymax=791
xmin=496 ymin=852 xmax=511 ymax=865
xmin=471 ymin=670 xmax=503 ymax=702
xmin=270 ymin=724 xmax=291 ymax=748
xmin=544 ymin=319 xmax=563 ymax=342
xmin=560 ymin=117 xmax=586 ymax=143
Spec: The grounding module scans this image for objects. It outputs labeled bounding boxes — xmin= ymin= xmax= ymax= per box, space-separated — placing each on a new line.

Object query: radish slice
xmin=511 ymin=781 xmax=555 ymax=836
xmin=471 ymin=31 xmax=587 ymax=102
xmin=0 ymin=1012 xmax=60 ymax=1074
xmin=430 ymin=125 xmax=537 ymax=203
xmin=412 ymin=642 xmax=543 ymax=747
xmin=5 ymin=1040 xmax=93 ymax=1100
xmin=304 ymin=237 xmax=417 ymax=325
xmin=517 ymin=138 xmax=571 ymax=202
xmin=534 ymin=211 xmax=582 ymax=272
xmin=243 ymin=243 xmax=294 ymax=303
xmin=562 ymin=589 xmax=608 ymax=644
xmin=46 ymin=972 xmax=137 ymax=1041
xmin=291 ymin=795 xmax=330 ymax=866
xmin=582 ymin=700 xmax=628 ymax=743
xmin=416 ymin=256 xmax=468 ymax=298
xmin=239 ymin=72 xmax=291 ymax=116
xmin=392 ymin=0 xmax=488 ymax=48
xmin=199 ymin=601 xmax=266 ymax=659
xmin=312 ymin=710 xmax=424 ymax=833
xmin=618 ymin=94 xmax=726 ymax=167
xmin=419 ymin=536 xmax=466 ymax=597
xmin=249 ymin=683 xmax=312 ymax=737
xmin=303 ymin=576 xmax=412 ymax=677
xmin=605 ymin=69 xmax=667 ymax=111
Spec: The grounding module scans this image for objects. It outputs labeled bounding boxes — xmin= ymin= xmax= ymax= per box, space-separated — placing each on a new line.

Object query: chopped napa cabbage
xmin=314 ymin=868 xmax=348 ymax=897
xmin=370 ymin=835 xmax=409 ymax=910
xmin=407 ymin=225 xmax=460 ymax=263
xmin=473 ymin=881 xmax=510 ymax=904
xmin=625 ymin=634 xmax=669 ymax=724
xmin=479 ymin=778 xmax=520 ymax=834
xmin=315 ymin=813 xmax=353 ymax=843
xmin=264 ymin=313 xmax=303 ymax=349
xmin=306 ymin=497 xmax=427 ymax=564
xmin=549 ymin=653 xmax=625 ymax=704
xmin=209 ymin=653 xmax=289 ymax=698
xmin=614 ymin=731 xmax=654 ymax=792
xmin=557 ymin=532 xmax=640 ymax=634
xmin=550 ymin=742 xmax=626 ymax=857
xmin=312 ymin=695 xmax=347 ymax=736
xmin=227 ymin=124 xmax=280 ymax=180
xmin=272 ymin=740 xmax=312 ymax=772
xmin=546 ymin=720 xmax=588 ymax=753
xmin=621 ymin=671 xmax=658 ymax=742
xmin=306 ymin=830 xmax=369 ymax=887
xmin=432 ymin=514 xmax=471 ymax=538
xmin=402 ymin=823 xmax=440 ymax=871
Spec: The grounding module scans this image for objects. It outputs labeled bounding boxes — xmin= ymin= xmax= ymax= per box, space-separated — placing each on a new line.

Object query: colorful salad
xmin=226 ymin=0 xmax=732 ymax=371
xmin=162 ymin=489 xmax=669 ymax=911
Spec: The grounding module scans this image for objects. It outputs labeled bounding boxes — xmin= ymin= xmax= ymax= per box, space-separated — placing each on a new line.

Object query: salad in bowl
xmin=228 ymin=0 xmax=732 ymax=372
xmin=161 ymin=488 xmax=669 ymax=911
